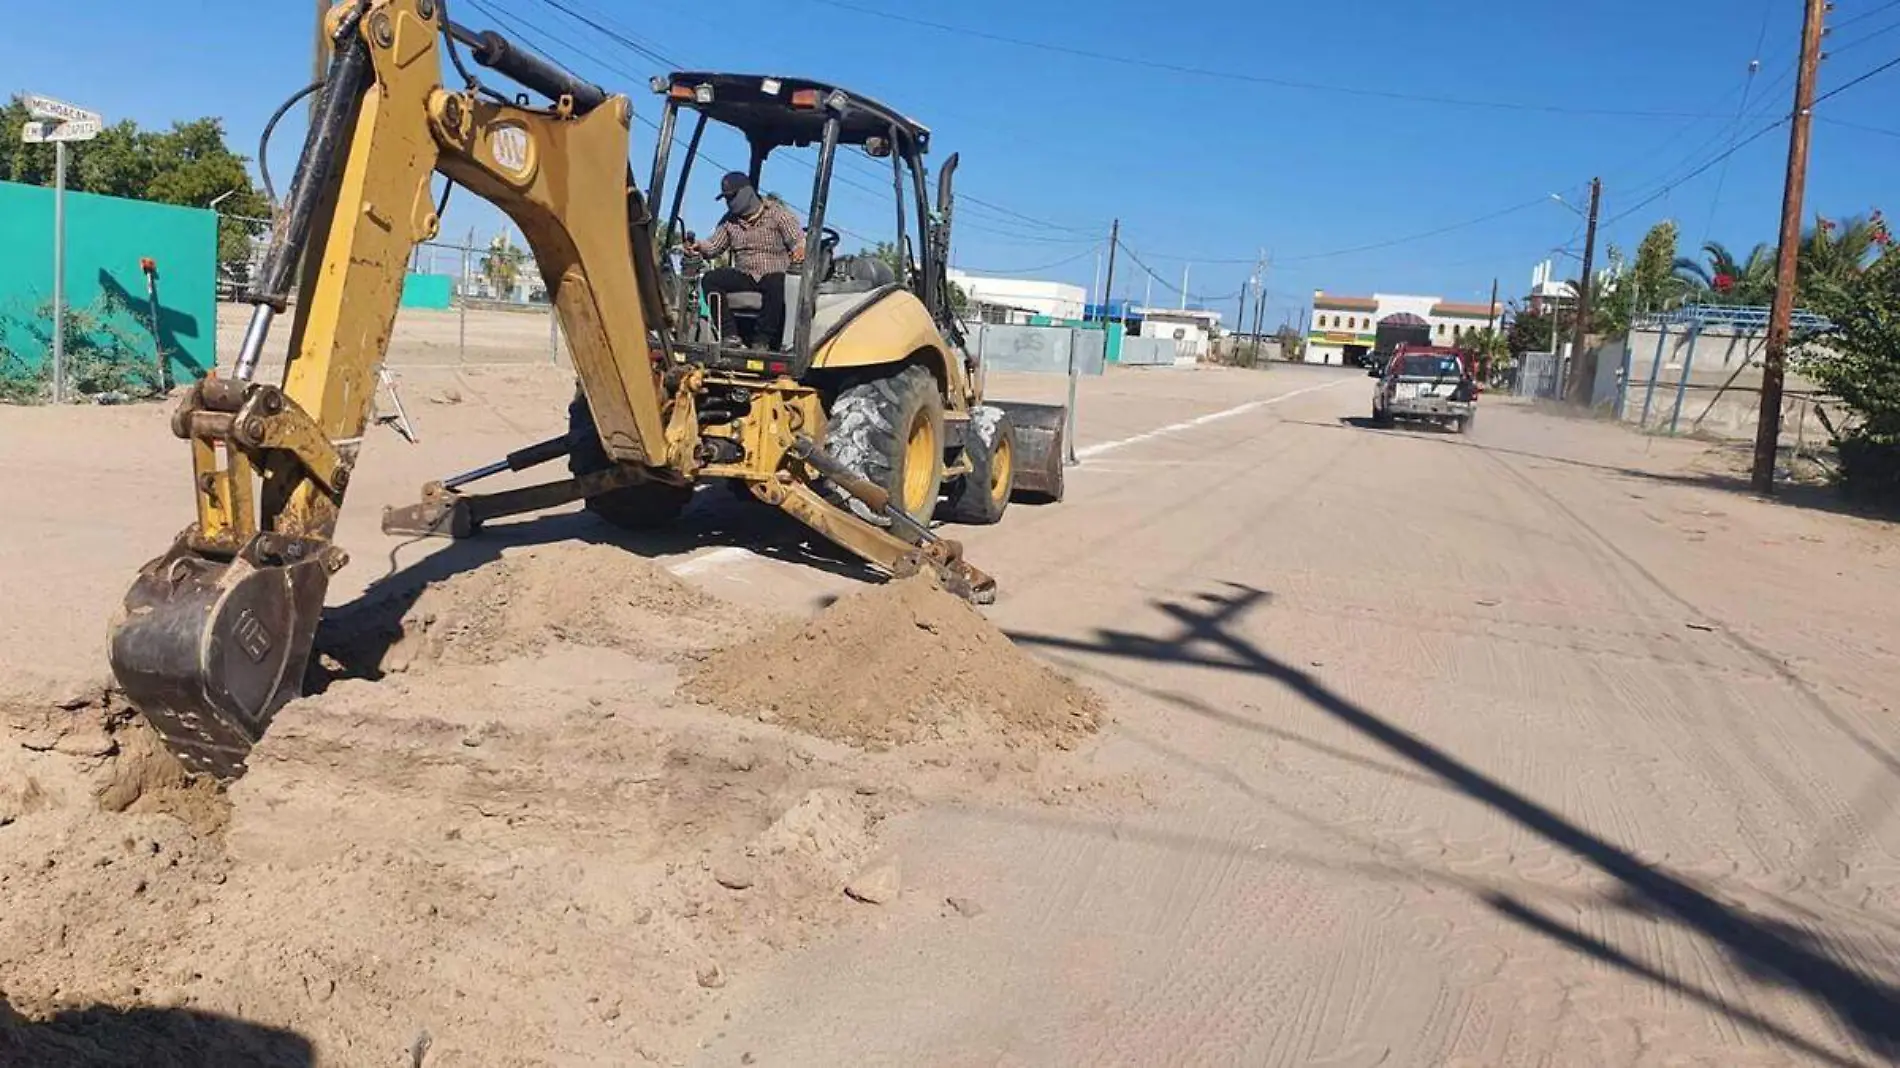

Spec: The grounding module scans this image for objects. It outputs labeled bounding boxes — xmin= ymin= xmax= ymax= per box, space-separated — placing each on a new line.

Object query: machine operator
xmin=690 ymin=171 xmax=806 ymax=347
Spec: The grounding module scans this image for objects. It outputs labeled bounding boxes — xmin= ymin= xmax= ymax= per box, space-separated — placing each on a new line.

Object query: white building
xmin=947 ymin=269 xmax=1086 ymax=324
xmin=1134 ymin=306 xmax=1222 ymax=361
xmin=1306 ymin=291 xmax=1501 ymax=366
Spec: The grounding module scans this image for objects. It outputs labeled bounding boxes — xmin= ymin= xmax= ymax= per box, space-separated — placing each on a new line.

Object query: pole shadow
xmin=1007 ymin=582 xmax=1900 ymax=1064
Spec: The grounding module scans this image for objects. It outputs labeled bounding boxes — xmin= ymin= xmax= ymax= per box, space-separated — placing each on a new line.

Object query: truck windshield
xmin=1396 ymin=355 xmax=1462 ymax=378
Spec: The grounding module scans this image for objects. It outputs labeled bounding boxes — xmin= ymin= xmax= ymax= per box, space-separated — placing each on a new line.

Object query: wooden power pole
xmin=1753 ymin=0 xmax=1828 ymax=494
xmin=1563 ymin=178 xmax=1601 ymax=401
xmin=1101 ymin=218 xmax=1120 ymax=323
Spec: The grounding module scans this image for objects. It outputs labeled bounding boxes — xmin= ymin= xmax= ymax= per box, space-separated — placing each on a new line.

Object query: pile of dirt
xmin=319 ymin=543 xmax=752 ymax=676
xmin=684 ymin=574 xmax=1103 ymax=749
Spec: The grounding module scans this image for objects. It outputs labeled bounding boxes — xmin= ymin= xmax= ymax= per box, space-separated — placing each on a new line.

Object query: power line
xmin=1830 ymin=13 xmax=1900 ymax=54
xmin=1816 ymin=114 xmax=1900 ymax=137
xmin=1602 ymin=51 xmax=1900 ymax=231
xmin=1814 ymin=49 xmax=1900 ymax=102
xmin=807 ymin=0 xmax=1723 ymax=119
xmin=1699 ymin=1 xmax=1776 ymax=243
xmin=954 ymin=244 xmax=1100 ymax=275
xmin=1832 ymin=0 xmax=1900 ymax=32
xmin=528 ymin=0 xmax=683 ymax=68
xmin=1277 ymin=197 xmax=1555 ymax=264
xmin=957 ymin=193 xmax=1102 ymax=235
xmin=499 ymin=0 xmax=1091 ymax=246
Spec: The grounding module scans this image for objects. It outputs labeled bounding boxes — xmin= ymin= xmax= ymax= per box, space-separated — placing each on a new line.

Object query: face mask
xmin=727 ymin=188 xmax=761 ymax=218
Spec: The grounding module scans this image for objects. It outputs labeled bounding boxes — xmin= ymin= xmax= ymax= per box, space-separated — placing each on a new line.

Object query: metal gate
xmin=1515 ymin=352 xmax=1560 ymax=398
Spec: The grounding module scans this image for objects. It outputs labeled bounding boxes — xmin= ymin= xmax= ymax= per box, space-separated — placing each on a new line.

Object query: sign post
xmin=21 ymin=95 xmax=103 ymax=403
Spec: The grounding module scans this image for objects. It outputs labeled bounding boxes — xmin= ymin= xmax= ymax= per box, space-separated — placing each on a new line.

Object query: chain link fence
xmin=215 ymin=222 xmax=572 ymax=375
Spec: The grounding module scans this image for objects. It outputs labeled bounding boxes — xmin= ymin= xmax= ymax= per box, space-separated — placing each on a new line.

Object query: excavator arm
xmin=109 ymin=0 xmax=995 ymax=780
xmin=110 ymin=0 xmax=681 ymax=778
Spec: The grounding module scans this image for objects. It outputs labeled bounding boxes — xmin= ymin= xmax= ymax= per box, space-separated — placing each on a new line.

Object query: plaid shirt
xmin=701 ymin=200 xmax=806 ymax=279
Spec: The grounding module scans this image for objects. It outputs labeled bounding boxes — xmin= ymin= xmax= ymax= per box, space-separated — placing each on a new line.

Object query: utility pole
xmin=1563 ymin=177 xmax=1602 ymax=401
xmin=1090 ymin=250 xmax=1102 ymax=319
xmin=1753 ymin=0 xmax=1827 ymax=495
xmin=1487 ymin=277 xmax=1499 ymax=334
xmin=1101 ymin=218 xmax=1120 ymax=327
xmin=1179 ymin=263 xmax=1190 ymax=311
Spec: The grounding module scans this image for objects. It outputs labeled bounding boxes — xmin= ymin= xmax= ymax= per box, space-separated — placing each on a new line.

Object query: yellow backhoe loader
xmin=107 ymin=0 xmax=1068 ymax=780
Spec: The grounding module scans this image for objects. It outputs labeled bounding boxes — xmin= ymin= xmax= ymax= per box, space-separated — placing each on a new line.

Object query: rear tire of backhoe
xmin=826 ymin=364 xmax=945 ymax=529
xmin=566 ymin=388 xmax=693 ymax=531
xmin=945 ymin=406 xmax=1014 ymax=525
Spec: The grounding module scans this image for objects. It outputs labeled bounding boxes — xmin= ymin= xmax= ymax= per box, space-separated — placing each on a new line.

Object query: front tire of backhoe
xmin=826 ymin=364 xmax=945 ymax=528
xmin=567 ymin=388 xmax=693 ymax=531
xmin=945 ymin=406 xmax=1014 ymax=525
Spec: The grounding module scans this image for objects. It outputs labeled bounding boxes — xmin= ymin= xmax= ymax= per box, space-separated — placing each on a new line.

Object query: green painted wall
xmin=0 ymin=180 xmax=218 ymax=385
xmin=401 ymin=273 xmax=455 ymax=310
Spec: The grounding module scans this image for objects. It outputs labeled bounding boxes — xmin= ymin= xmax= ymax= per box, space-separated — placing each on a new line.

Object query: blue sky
xmin=6 ymin=0 xmax=1898 ymax=327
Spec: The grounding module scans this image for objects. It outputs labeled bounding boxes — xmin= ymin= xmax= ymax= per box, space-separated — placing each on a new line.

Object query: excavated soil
xmin=315 ymin=543 xmax=748 ymax=677
xmin=0 ymin=545 xmax=1116 ymax=1066
xmin=684 ymin=574 xmax=1104 ymax=749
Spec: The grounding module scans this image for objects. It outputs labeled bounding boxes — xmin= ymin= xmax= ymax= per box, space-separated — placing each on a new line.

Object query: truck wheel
xmin=945 ymin=406 xmax=1014 ymax=525
xmin=567 ymin=387 xmax=693 ymax=530
xmin=826 ymin=364 xmax=945 ymax=527
xmin=1372 ymin=405 xmax=1392 ymax=428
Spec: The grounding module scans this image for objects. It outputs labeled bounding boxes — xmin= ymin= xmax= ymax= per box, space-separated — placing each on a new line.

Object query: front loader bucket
xmin=108 ymin=535 xmax=331 ymax=780
xmin=992 ymin=401 xmax=1067 ymax=503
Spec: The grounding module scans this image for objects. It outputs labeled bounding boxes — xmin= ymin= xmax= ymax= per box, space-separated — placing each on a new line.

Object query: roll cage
xmin=644 ymin=72 xmax=958 ymax=376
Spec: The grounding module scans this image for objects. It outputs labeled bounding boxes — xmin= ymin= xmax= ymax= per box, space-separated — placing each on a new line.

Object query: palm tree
xmin=1799 ymin=213 xmax=1880 ymax=293
xmin=1672 ymin=240 xmax=1776 ymax=306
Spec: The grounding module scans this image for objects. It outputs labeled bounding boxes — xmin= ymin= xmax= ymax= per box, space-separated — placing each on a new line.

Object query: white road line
xmin=1073 ymin=377 xmax=1355 ymax=460
xmin=669 ymin=545 xmax=755 ymax=575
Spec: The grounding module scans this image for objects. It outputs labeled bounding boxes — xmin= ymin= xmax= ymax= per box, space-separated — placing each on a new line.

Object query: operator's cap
xmin=716 ymin=171 xmax=751 ymax=201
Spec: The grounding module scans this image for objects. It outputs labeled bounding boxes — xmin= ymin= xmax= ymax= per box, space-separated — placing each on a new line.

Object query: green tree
xmin=481 ymin=234 xmax=528 ymax=299
xmin=1508 ymin=309 xmax=1554 ymax=355
xmin=0 ymin=97 xmax=270 ymax=280
xmin=1621 ymin=220 xmax=1690 ymax=320
xmin=1796 ymin=222 xmax=1900 ymax=499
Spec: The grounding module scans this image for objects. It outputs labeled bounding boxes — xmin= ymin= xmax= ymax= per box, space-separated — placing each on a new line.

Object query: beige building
xmin=1307 ymin=291 xmax=1500 ymax=366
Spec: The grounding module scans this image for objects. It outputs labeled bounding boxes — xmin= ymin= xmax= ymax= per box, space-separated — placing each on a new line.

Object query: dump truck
xmin=107 ymin=0 xmax=1067 ymax=779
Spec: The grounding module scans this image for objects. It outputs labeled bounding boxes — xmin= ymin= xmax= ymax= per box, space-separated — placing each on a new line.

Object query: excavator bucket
xmin=992 ymin=401 xmax=1067 ymax=502
xmin=109 ymin=535 xmax=333 ymax=779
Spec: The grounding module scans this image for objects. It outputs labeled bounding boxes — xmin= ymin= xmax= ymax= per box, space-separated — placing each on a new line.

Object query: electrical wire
xmin=954 ymin=244 xmax=1100 ymax=275
xmin=526 ymin=0 xmax=683 ymax=68
xmin=1816 ymin=115 xmax=1900 ymax=138
xmin=1831 ymin=13 xmax=1900 ymax=54
xmin=1698 ymin=1 xmax=1775 ymax=244
xmin=1276 ymin=197 xmax=1555 ymax=264
xmin=806 ymin=0 xmax=1722 ymax=119
xmin=1832 ymin=0 xmax=1900 ymax=33
xmin=466 ymin=0 xmax=892 ymax=245
xmin=491 ymin=0 xmax=1115 ymax=253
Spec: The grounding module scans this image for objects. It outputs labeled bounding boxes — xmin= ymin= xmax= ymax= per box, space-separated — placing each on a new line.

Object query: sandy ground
xmin=2 ymin=358 xmax=1899 ymax=1066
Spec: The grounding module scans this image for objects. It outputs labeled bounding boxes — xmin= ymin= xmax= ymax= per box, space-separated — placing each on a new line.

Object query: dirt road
xmin=3 ymin=362 xmax=1898 ymax=1066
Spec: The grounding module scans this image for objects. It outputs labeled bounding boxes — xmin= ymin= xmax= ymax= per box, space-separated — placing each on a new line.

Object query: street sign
xmin=21 ymin=94 xmax=101 ymax=404
xmin=21 ymin=119 xmax=101 ymax=144
xmin=23 ymin=94 xmax=101 ymax=126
